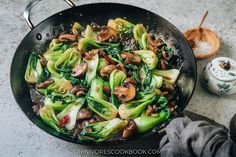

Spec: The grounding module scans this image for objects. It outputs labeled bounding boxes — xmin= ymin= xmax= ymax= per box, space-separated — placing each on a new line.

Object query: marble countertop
xmin=0 ymin=0 xmax=235 ymax=156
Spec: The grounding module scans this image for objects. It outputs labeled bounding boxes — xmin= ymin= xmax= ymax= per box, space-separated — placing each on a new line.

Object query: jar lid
xmin=210 ymin=57 xmax=236 ymax=82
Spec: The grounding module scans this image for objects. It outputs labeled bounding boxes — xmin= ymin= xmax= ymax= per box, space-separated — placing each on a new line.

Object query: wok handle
xmin=23 ymin=0 xmax=76 ymax=29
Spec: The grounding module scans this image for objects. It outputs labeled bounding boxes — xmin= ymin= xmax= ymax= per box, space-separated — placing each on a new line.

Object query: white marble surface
xmin=0 ymin=0 xmax=235 ymax=156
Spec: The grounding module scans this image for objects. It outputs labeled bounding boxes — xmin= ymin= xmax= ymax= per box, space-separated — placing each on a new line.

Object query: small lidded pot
xmin=202 ymin=57 xmax=236 ymax=95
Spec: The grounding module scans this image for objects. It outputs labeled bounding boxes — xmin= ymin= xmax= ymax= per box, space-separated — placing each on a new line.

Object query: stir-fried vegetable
xmin=89 ymin=77 xmax=104 ymax=100
xmin=153 ymin=69 xmax=180 ymax=84
xmin=118 ymin=92 xmax=156 ymax=119
xmin=39 ymin=105 xmax=61 ymax=132
xmin=24 ymin=53 xmax=43 ymax=83
xmin=134 ymin=109 xmax=170 ymax=133
xmin=85 ymin=53 xmax=99 ymax=84
xmin=78 ymin=38 xmax=101 ymax=52
xmin=44 ymin=97 xmax=67 ymax=111
xmin=108 ymin=18 xmax=134 ymax=32
xmin=26 ymin=17 xmax=181 ymax=143
xmin=80 ymin=118 xmax=126 ymax=142
xmin=84 ymin=25 xmax=99 ymax=42
xmin=57 ymin=98 xmax=84 ymax=130
xmin=87 ymin=96 xmax=117 ymax=120
xmin=133 ymin=24 xmax=147 ymax=49
xmin=134 ymin=50 xmax=158 ymax=70
xmin=54 ymin=48 xmax=81 ymax=72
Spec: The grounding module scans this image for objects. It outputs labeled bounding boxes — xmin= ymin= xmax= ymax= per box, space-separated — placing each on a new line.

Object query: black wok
xmin=10 ymin=0 xmax=197 ymax=145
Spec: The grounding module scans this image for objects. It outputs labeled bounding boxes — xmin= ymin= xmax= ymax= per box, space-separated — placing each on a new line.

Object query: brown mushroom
xmin=161 ymin=82 xmax=175 ymax=91
xmin=146 ymin=105 xmax=154 ymax=116
xmin=70 ymin=85 xmax=87 ymax=97
xmin=113 ymin=83 xmax=136 ymax=103
xmin=160 ymin=59 xmax=167 ymax=70
xmin=116 ymin=63 xmax=126 ymax=73
xmin=123 ymin=77 xmax=137 ymax=87
xmin=38 ymin=54 xmax=47 ymax=67
xmin=36 ymin=79 xmax=54 ymax=89
xmin=71 ymin=61 xmax=88 ymax=77
xmin=76 ymin=108 xmax=92 ymax=120
xmin=84 ymin=48 xmax=103 ymax=60
xmin=121 ymin=52 xmax=141 ymax=65
xmin=100 ymin=65 xmax=116 ymax=79
xmin=58 ymin=33 xmax=77 ymax=42
xmin=147 ymin=34 xmax=165 ymax=52
xmin=90 ymin=22 xmax=101 ymax=31
xmin=122 ymin=119 xmax=137 ymax=138
xmin=97 ymin=26 xmax=118 ymax=43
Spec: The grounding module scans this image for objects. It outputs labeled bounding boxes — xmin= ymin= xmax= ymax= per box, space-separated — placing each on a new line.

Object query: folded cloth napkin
xmin=159 ymin=117 xmax=236 ymax=157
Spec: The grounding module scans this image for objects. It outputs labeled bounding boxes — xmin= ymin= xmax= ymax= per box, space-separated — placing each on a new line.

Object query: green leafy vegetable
xmin=89 ymin=77 xmax=104 ymax=100
xmin=108 ymin=18 xmax=135 ymax=32
xmin=153 ymin=69 xmax=180 ymax=84
xmin=133 ymin=24 xmax=147 ymax=49
xmin=134 ymin=109 xmax=170 ymax=133
xmin=80 ymin=118 xmax=126 ymax=142
xmin=57 ymin=98 xmax=85 ymax=130
xmin=78 ymin=38 xmax=101 ymax=52
xmin=43 ymin=39 xmax=69 ymax=61
xmin=157 ymin=96 xmax=168 ymax=107
xmin=72 ymin=22 xmax=84 ymax=35
xmin=84 ymin=25 xmax=99 ymax=42
xmin=97 ymin=58 xmax=109 ymax=72
xmin=44 ymin=97 xmax=67 ymax=111
xmin=47 ymin=61 xmax=61 ymax=78
xmin=85 ymin=53 xmax=99 ymax=84
xmin=133 ymin=50 xmax=158 ymax=70
xmin=39 ymin=105 xmax=61 ymax=132
xmin=109 ymin=69 xmax=127 ymax=107
xmin=151 ymin=74 xmax=163 ymax=89
xmin=118 ymin=92 xmax=156 ymax=119
xmin=54 ymin=48 xmax=81 ymax=72
xmin=24 ymin=53 xmax=43 ymax=83
xmin=87 ymin=96 xmax=117 ymax=120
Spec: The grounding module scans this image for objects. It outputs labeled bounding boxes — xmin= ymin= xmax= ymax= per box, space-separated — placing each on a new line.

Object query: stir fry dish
xmin=25 ymin=18 xmax=181 ymax=142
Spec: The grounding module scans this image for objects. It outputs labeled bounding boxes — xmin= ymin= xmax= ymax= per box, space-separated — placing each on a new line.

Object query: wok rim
xmin=10 ymin=2 xmax=197 ymax=146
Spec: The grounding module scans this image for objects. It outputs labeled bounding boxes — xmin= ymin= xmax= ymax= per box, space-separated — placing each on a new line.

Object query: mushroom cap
xmin=71 ymin=61 xmax=88 ymax=77
xmin=97 ymin=26 xmax=118 ymax=42
xmin=113 ymin=83 xmax=136 ymax=103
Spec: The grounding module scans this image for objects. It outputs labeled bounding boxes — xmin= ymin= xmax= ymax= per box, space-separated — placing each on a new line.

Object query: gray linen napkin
xmin=159 ymin=117 xmax=236 ymax=157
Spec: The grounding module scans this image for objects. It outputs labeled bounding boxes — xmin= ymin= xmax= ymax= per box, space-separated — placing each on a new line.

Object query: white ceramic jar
xmin=202 ymin=57 xmax=236 ymax=95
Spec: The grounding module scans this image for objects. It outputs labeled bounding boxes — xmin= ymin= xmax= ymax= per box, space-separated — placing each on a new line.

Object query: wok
xmin=10 ymin=0 xmax=197 ymax=145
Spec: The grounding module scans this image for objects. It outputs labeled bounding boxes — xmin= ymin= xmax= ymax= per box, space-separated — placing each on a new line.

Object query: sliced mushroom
xmin=84 ymin=48 xmax=103 ymax=60
xmin=121 ymin=52 xmax=141 ymax=65
xmin=76 ymin=91 xmax=86 ymax=97
xmin=71 ymin=61 xmax=88 ymax=77
xmin=113 ymin=83 xmax=136 ymax=103
xmin=90 ymin=22 xmax=101 ymax=31
xmin=100 ymin=65 xmax=116 ymax=79
xmin=76 ymin=108 xmax=92 ymax=120
xmin=147 ymin=34 xmax=165 ymax=52
xmin=38 ymin=54 xmax=47 ymax=67
xmin=123 ymin=77 xmax=137 ymax=87
xmin=116 ymin=63 xmax=126 ymax=73
xmin=58 ymin=33 xmax=77 ymax=42
xmin=160 ymin=59 xmax=167 ymax=70
xmin=161 ymin=82 xmax=175 ymax=91
xmin=122 ymin=119 xmax=137 ymax=138
xmin=146 ymin=105 xmax=154 ymax=116
xmin=97 ymin=26 xmax=118 ymax=43
xmin=36 ymin=79 xmax=54 ymax=89
xmin=70 ymin=85 xmax=87 ymax=97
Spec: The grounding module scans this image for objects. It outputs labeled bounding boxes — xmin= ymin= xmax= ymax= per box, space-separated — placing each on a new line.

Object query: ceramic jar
xmin=202 ymin=57 xmax=236 ymax=95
